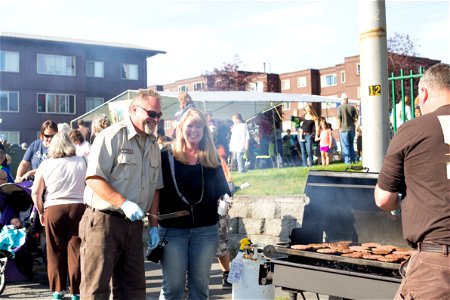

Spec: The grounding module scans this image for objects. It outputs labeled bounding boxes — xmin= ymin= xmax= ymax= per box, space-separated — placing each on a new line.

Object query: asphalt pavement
xmin=1 ymin=261 xmax=234 ymax=299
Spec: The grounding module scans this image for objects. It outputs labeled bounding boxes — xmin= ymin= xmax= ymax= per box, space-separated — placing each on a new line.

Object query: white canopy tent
xmin=70 ymin=90 xmax=353 ymax=128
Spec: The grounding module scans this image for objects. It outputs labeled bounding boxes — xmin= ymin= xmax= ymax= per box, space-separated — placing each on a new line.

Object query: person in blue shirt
xmin=15 ymin=120 xmax=58 ymax=182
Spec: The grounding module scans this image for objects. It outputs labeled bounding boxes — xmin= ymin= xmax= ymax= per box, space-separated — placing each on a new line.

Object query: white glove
xmin=120 ymin=200 xmax=144 ymax=221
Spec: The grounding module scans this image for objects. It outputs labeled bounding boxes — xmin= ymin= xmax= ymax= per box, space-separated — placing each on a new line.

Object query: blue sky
xmin=1 ymin=0 xmax=448 ymax=85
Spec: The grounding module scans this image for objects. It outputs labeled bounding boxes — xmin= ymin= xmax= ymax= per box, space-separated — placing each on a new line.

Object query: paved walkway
xmin=1 ymin=262 xmax=234 ymax=299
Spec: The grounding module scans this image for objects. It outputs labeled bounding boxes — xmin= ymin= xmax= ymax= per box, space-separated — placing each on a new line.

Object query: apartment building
xmin=153 ymin=54 xmax=438 ymax=131
xmin=152 ymin=72 xmax=281 ymax=93
xmin=0 ymin=32 xmax=165 ymax=144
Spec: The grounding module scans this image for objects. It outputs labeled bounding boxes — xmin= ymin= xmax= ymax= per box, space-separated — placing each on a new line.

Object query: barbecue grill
xmin=270 ymin=170 xmax=406 ymax=300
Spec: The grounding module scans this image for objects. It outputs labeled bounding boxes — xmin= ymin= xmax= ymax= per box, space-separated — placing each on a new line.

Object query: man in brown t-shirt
xmin=375 ymin=63 xmax=450 ymax=299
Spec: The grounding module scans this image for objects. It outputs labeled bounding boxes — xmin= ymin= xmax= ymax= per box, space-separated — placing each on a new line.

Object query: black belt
xmin=87 ymin=206 xmax=129 ymax=220
xmin=418 ymin=242 xmax=449 ymax=255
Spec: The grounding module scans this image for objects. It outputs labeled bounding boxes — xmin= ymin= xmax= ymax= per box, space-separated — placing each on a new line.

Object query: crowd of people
xmin=1 ymin=63 xmax=447 ymax=299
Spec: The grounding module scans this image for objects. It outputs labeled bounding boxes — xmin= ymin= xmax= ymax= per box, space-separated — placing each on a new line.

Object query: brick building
xmin=153 ymin=54 xmax=439 ymax=131
xmin=0 ymin=32 xmax=165 ymax=144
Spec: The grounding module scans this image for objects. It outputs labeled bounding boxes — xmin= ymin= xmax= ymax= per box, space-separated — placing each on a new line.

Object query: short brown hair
xmin=69 ymin=129 xmax=84 ymax=144
xmin=40 ymin=120 xmax=58 ymax=135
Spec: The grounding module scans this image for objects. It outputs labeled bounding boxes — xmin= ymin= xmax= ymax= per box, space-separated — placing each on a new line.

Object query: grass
xmin=232 ymin=162 xmax=362 ymax=195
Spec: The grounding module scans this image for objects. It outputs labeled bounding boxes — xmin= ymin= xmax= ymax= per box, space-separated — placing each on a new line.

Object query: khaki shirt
xmin=84 ymin=117 xmax=163 ymax=212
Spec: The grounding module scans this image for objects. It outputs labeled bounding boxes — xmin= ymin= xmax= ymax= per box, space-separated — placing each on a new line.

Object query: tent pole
xmin=271 ymin=104 xmax=280 ymax=168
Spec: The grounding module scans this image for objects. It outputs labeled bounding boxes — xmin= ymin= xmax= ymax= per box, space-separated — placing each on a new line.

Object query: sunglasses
xmin=43 ymin=133 xmax=55 ymax=139
xmin=136 ymin=105 xmax=163 ymax=119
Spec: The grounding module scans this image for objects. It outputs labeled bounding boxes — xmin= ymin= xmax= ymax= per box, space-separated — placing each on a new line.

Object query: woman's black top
xmin=158 ymin=150 xmax=230 ymax=228
xmin=301 ymin=119 xmax=315 ymax=134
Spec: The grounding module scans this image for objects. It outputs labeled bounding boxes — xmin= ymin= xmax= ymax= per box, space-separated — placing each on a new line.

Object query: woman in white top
xmin=31 ymin=132 xmax=87 ymax=300
xmin=69 ymin=129 xmax=91 ymax=157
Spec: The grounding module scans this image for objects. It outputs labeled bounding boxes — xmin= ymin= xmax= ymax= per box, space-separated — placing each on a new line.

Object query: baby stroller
xmin=0 ymin=181 xmax=45 ymax=295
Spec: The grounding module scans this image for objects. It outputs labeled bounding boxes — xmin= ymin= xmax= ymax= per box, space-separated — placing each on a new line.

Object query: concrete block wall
xmin=143 ymin=195 xmax=308 ymax=256
xmin=227 ymin=195 xmax=308 ymax=255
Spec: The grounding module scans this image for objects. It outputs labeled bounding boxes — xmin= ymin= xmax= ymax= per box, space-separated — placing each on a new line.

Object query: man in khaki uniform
xmin=80 ymin=89 xmax=164 ymax=299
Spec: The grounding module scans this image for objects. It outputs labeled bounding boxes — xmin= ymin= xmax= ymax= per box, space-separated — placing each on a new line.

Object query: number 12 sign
xmin=368 ymin=85 xmax=381 ymax=96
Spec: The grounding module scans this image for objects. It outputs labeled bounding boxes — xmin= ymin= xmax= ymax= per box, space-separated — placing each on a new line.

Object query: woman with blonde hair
xmin=31 ymin=132 xmax=87 ymax=300
xmin=90 ymin=114 xmax=111 ymax=143
xmin=299 ymin=104 xmax=319 ymax=166
xmin=149 ymin=108 xmax=230 ymax=300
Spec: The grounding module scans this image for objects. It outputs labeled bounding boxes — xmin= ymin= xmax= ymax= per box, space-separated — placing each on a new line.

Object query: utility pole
xmin=358 ymin=0 xmax=389 ymax=172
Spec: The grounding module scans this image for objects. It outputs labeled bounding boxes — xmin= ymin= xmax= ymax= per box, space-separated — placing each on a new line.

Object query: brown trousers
xmin=79 ymin=207 xmax=145 ymax=300
xmin=45 ymin=203 xmax=85 ymax=294
xmin=395 ymin=249 xmax=450 ymax=299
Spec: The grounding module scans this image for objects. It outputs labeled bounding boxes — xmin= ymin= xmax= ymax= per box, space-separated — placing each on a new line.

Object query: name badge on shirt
xmin=120 ymin=148 xmax=133 ymax=154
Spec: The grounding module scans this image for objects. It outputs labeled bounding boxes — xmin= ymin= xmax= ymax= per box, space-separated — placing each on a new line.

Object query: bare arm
xmin=15 ymin=160 xmax=32 ymax=182
xmin=86 ymin=175 xmax=126 ymax=208
xmin=31 ymin=174 xmax=45 ymax=215
xmin=148 ymin=189 xmax=160 ymax=227
xmin=374 ymin=184 xmax=399 ymax=211
xmin=314 ymin=119 xmax=320 ymax=140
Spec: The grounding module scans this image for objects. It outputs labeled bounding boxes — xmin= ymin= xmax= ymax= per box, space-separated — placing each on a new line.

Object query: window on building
xmin=86 ymin=61 xmax=104 ymax=78
xmin=164 ymin=120 xmax=171 ymax=130
xmin=37 ymin=54 xmax=76 ymax=76
xmin=37 ymin=93 xmax=75 ymax=114
xmin=193 ymin=82 xmax=205 ymax=91
xmin=86 ymin=97 xmax=104 ymax=111
xmin=248 ymin=81 xmax=264 ymax=92
xmin=297 ymin=76 xmax=307 ymax=88
xmin=356 ymin=64 xmax=361 ymax=75
xmin=0 ymin=131 xmax=19 ymax=145
xmin=0 ymin=91 xmax=19 ymax=112
xmin=0 ymin=51 xmax=19 ymax=72
xmin=282 ymin=102 xmax=291 ymax=110
xmin=341 ymin=71 xmax=346 ymax=83
xmin=121 ymin=64 xmax=138 ymax=80
xmin=321 ymin=74 xmax=337 ymax=87
xmin=178 ymin=85 xmax=189 ymax=92
xmin=281 ymin=79 xmax=291 ymax=90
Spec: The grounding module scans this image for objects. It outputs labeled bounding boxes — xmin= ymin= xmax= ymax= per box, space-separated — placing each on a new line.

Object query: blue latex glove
xmin=148 ymin=227 xmax=160 ymax=250
xmin=120 ymin=200 xmax=144 ymax=221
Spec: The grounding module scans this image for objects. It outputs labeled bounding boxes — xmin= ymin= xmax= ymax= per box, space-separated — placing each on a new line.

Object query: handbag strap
xmin=168 ymin=151 xmax=204 ymax=206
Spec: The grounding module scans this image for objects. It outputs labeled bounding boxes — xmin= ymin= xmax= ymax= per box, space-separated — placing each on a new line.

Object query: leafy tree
xmin=387 ymin=32 xmax=420 ymax=75
xmin=204 ymin=55 xmax=255 ymax=91
xmin=386 ymin=32 xmax=438 ymax=111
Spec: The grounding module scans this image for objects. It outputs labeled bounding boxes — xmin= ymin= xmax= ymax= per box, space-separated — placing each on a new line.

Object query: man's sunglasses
xmin=43 ymin=134 xmax=55 ymax=138
xmin=136 ymin=105 xmax=163 ymax=119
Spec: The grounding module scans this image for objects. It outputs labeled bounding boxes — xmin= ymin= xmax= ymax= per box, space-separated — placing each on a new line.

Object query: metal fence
xmin=388 ymin=67 xmax=424 ymax=133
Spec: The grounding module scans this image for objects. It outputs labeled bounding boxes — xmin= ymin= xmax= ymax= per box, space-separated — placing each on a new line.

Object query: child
xmin=10 ymin=217 xmax=23 ymax=229
xmin=315 ymin=118 xmax=332 ymax=166
xmin=414 ymin=106 xmax=422 ymax=118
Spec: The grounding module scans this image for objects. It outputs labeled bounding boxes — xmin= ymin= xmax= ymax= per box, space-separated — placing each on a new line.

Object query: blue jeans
xmin=339 ymin=130 xmax=356 ymax=164
xmin=159 ymin=224 xmax=218 ymax=300
xmin=299 ymin=134 xmax=314 ymax=166
xmin=233 ymin=151 xmax=246 ymax=173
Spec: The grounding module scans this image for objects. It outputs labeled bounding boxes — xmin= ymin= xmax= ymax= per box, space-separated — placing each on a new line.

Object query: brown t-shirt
xmin=377 ymin=104 xmax=450 ymax=246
